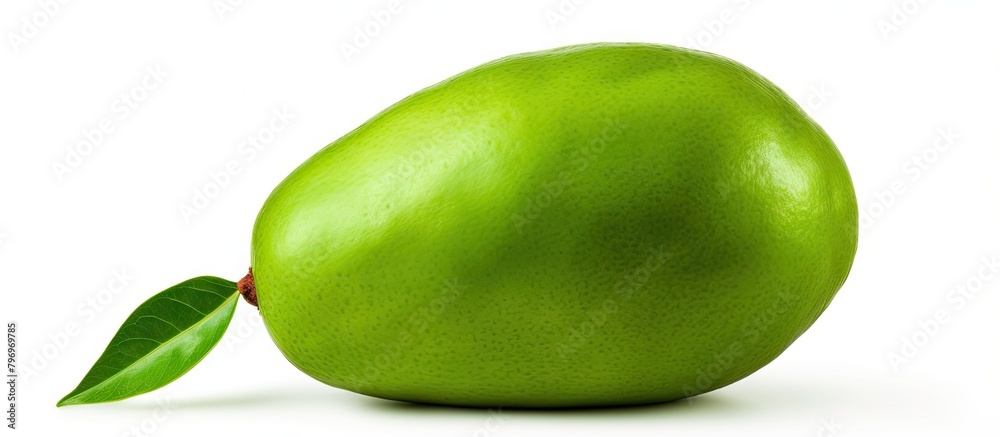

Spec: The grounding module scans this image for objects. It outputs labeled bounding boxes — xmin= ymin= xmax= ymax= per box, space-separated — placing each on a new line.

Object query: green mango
xmin=251 ymin=43 xmax=857 ymax=407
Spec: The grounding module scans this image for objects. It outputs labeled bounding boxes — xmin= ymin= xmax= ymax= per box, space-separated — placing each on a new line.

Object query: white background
xmin=2 ymin=1 xmax=998 ymax=436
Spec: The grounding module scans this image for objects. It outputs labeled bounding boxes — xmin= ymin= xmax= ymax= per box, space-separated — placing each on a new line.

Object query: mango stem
xmin=237 ymin=268 xmax=257 ymax=307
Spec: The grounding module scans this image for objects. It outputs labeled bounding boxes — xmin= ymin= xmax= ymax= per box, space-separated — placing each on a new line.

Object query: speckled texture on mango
xmin=250 ymin=43 xmax=858 ymax=408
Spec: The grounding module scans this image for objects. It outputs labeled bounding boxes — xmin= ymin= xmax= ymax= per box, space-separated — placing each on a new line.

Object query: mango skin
xmin=251 ymin=43 xmax=858 ymax=407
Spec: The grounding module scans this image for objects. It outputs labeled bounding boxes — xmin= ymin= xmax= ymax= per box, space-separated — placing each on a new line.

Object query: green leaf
xmin=57 ymin=276 xmax=239 ymax=406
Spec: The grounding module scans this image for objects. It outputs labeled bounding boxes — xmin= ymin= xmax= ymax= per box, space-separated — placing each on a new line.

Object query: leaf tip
xmin=56 ymin=394 xmax=77 ymax=407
